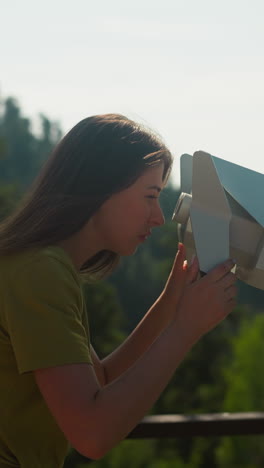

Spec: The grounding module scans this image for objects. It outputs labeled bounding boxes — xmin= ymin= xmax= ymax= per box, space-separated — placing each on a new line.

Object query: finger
xmin=186 ymin=255 xmax=200 ymax=285
xmin=224 ymin=284 xmax=238 ymax=301
xmin=205 ymin=259 xmax=236 ymax=283
xmin=168 ymin=243 xmax=187 ymax=280
xmin=225 ymin=298 xmax=237 ymax=312
xmin=165 ymin=243 xmax=188 ymax=292
xmin=216 ymin=272 xmax=237 ymax=290
xmin=228 ymin=297 xmax=237 ymax=307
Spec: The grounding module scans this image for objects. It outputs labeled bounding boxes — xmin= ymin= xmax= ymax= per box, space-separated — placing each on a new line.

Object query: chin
xmin=117 ymin=245 xmax=139 ymax=256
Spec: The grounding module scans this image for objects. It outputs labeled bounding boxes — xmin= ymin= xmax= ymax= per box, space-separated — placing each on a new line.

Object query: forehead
xmin=106 ymin=164 xmax=165 ymax=205
xmin=133 ymin=165 xmax=165 ymax=188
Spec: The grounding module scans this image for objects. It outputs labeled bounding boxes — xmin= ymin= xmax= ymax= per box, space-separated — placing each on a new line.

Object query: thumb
xmin=165 ymin=242 xmax=188 ymax=295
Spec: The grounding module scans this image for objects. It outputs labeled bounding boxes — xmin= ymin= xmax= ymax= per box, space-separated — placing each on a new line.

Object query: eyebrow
xmin=147 ymin=185 xmax=162 ymax=192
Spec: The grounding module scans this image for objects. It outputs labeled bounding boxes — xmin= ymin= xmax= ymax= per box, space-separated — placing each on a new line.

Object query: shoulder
xmin=0 ymin=246 xmax=82 ymax=310
xmin=1 ymin=245 xmax=79 ymax=284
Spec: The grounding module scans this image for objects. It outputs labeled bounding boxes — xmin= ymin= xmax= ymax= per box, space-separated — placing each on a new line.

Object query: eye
xmin=145 ymin=195 xmax=158 ymax=199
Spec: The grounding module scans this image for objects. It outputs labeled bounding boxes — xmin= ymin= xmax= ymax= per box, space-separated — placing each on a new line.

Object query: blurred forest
xmin=1 ymin=95 xmax=264 ymax=468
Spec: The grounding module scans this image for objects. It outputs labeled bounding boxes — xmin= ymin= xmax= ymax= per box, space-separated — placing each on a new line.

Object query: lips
xmin=138 ymin=231 xmax=151 ymax=241
xmin=142 ymin=230 xmax=151 ymax=236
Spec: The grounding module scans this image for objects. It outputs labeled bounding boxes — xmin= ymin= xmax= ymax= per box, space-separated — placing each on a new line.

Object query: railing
xmin=128 ymin=412 xmax=264 ymax=438
xmin=64 ymin=412 xmax=264 ymax=466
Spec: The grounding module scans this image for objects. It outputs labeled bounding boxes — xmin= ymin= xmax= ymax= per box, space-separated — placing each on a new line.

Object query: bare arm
xmin=35 ymin=318 xmax=195 ymax=460
xmin=90 ymin=346 xmax=106 ymax=386
xmin=102 ymin=244 xmax=198 ymax=383
xmin=34 ymin=257 xmax=237 ymax=460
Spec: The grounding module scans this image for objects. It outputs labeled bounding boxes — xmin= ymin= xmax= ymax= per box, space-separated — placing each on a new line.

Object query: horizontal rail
xmin=127 ymin=412 xmax=264 ymax=438
xmin=64 ymin=413 xmax=264 ymax=465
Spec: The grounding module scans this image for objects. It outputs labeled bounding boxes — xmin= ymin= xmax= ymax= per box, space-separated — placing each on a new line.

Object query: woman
xmin=0 ymin=114 xmax=237 ymax=467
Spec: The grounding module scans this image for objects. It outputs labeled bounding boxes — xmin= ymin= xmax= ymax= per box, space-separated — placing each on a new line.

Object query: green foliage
xmin=224 ymin=315 xmax=264 ymax=412
xmin=0 ymin=136 xmax=8 ymax=159
xmin=0 ymin=183 xmax=21 ymax=221
xmin=82 ymin=281 xmax=126 ymax=357
xmin=0 ymin=96 xmax=61 ymax=189
xmin=216 ymin=315 xmax=264 ymax=467
xmin=65 ymin=438 xmax=215 ymax=468
xmin=87 ymin=440 xmax=155 ymax=467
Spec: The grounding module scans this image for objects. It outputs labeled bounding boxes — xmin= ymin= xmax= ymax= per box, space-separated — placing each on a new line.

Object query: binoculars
xmin=173 ymin=151 xmax=264 ymax=290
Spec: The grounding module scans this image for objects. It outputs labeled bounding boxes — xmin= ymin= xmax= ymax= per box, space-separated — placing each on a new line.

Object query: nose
xmin=151 ymin=202 xmax=165 ymax=227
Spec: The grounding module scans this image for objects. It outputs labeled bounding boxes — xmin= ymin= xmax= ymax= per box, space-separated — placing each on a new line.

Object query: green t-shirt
xmin=0 ymin=246 xmax=93 ymax=468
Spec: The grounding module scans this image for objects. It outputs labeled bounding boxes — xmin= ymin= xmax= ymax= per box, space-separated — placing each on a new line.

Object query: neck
xmin=57 ymin=220 xmax=104 ymax=270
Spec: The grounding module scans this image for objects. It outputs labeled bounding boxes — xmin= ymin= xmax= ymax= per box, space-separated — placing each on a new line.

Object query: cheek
xmin=95 ymin=196 xmax=149 ymax=236
xmin=97 ymin=204 xmax=128 ymax=236
xmin=126 ymin=205 xmax=148 ymax=225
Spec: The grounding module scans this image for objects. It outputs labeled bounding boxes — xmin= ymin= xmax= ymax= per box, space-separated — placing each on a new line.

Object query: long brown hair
xmin=0 ymin=114 xmax=173 ymax=278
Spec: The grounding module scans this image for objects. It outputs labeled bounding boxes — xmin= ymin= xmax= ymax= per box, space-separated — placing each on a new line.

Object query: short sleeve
xmin=4 ymin=254 xmax=93 ymax=374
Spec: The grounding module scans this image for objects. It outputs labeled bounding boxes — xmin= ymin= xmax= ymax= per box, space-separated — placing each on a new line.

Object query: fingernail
xmin=178 ymin=242 xmax=183 ymax=251
xmin=190 ymin=254 xmax=196 ymax=266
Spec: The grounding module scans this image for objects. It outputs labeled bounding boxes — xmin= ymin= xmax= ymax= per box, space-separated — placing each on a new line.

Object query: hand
xmin=160 ymin=243 xmax=200 ymax=312
xmin=176 ymin=256 xmax=237 ymax=343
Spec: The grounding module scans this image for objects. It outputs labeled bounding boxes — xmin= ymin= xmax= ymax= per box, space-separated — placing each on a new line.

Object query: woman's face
xmin=92 ymin=164 xmax=166 ymax=256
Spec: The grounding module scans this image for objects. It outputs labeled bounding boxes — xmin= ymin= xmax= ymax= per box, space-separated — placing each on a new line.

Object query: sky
xmin=1 ymin=0 xmax=264 ymax=187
